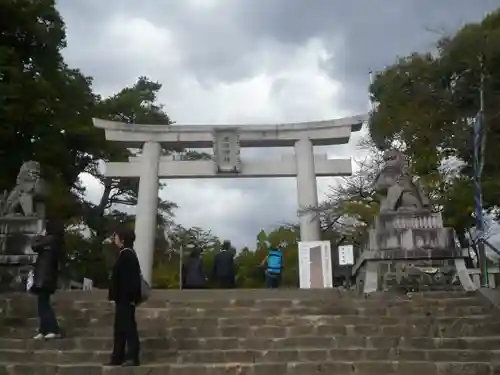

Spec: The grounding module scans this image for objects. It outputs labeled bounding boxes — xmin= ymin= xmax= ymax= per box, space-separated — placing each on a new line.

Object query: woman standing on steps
xmin=107 ymin=226 xmax=142 ymax=367
xmin=30 ymin=218 xmax=64 ymax=340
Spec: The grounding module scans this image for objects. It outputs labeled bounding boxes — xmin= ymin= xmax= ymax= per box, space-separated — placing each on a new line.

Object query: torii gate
xmin=93 ymin=114 xmax=366 ymax=282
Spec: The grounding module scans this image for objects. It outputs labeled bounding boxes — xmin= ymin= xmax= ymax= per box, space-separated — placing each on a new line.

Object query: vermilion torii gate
xmin=93 ymin=114 xmax=367 ymax=283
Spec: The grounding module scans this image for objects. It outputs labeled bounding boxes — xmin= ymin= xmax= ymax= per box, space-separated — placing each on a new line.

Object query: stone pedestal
xmin=0 ymin=216 xmax=43 ymax=291
xmin=352 ymin=211 xmax=476 ymax=294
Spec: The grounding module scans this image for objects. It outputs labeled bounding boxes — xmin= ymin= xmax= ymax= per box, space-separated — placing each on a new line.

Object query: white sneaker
xmin=44 ymin=333 xmax=61 ymax=339
xmin=33 ymin=333 xmax=45 ymax=340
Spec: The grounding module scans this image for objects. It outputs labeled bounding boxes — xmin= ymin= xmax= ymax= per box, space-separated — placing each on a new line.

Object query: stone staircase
xmin=0 ymin=289 xmax=499 ymax=374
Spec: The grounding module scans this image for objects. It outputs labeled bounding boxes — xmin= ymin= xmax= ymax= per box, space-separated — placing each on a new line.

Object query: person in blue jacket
xmin=260 ymin=242 xmax=284 ymax=289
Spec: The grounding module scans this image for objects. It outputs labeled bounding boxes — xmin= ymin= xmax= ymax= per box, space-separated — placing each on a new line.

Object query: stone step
xmin=0 ymin=360 xmax=496 ymax=375
xmin=1 ymin=289 xmax=475 ymax=302
xmin=0 ymin=347 xmax=498 ymax=364
xmin=3 ymin=335 xmax=500 ymax=351
xmin=0 ymin=291 xmax=481 ymax=312
xmin=4 ymin=319 xmax=500 ymax=339
xmin=3 ymin=303 xmax=490 ymax=320
xmin=4 ymin=314 xmax=495 ymax=330
xmin=3 ymin=298 xmax=488 ymax=322
xmin=4 ymin=295 xmax=485 ymax=309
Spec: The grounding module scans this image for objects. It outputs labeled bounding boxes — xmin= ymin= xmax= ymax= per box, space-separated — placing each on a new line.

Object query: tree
xmin=0 ymin=0 xmax=98 ymax=218
xmin=84 ymin=77 xmax=177 ymax=242
xmin=368 ymin=9 xmax=500 ymax=236
xmin=0 ymin=1 xmax=220 ymax=287
xmin=165 ymin=225 xmax=220 ymax=254
xmin=58 ymin=77 xmax=178 ymax=285
xmin=311 ymin=138 xmax=383 ymax=248
xmin=75 ymin=76 xmax=217 ymax=284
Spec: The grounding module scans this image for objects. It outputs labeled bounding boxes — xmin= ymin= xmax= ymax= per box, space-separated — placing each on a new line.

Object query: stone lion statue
xmin=373 ymin=149 xmax=430 ymax=213
xmin=0 ymin=161 xmax=47 ymax=216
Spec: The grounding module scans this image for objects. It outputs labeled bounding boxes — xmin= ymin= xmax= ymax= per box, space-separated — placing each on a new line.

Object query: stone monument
xmin=351 ymin=150 xmax=476 ymax=293
xmin=0 ymin=161 xmax=47 ymax=291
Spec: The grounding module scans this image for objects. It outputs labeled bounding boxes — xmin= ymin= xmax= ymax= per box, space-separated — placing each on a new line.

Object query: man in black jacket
xmin=108 ymin=226 xmax=142 ymax=367
xmin=31 ymin=218 xmax=64 ymax=340
xmin=182 ymin=248 xmax=206 ymax=289
xmin=212 ymin=240 xmax=235 ymax=288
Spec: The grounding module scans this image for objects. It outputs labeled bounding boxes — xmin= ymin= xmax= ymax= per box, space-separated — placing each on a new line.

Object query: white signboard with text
xmin=298 ymin=241 xmax=333 ymax=289
xmin=338 ymin=245 xmax=354 ymax=266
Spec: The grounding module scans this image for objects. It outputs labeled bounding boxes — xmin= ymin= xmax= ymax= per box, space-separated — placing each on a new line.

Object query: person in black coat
xmin=31 ymin=218 xmax=64 ymax=340
xmin=213 ymin=240 xmax=235 ymax=288
xmin=107 ymin=226 xmax=142 ymax=367
xmin=182 ymin=248 xmax=206 ymax=289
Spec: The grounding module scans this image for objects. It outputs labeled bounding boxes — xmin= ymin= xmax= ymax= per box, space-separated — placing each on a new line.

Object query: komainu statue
xmin=0 ymin=161 xmax=47 ymax=217
xmin=373 ymin=149 xmax=430 ymax=213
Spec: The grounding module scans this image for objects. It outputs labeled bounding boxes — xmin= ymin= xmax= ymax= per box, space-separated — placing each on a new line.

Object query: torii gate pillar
xmin=135 ymin=141 xmax=161 ymax=283
xmin=295 ymin=138 xmax=321 ymax=241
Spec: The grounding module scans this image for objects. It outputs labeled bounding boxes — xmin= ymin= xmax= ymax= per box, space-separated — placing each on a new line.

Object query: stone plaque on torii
xmin=92 ymin=114 xmax=368 ymax=283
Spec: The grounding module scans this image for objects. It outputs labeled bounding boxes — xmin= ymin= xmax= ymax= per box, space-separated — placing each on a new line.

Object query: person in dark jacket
xmin=107 ymin=226 xmax=142 ymax=367
xmin=182 ymin=248 xmax=206 ymax=289
xmin=212 ymin=240 xmax=235 ymax=288
xmin=31 ymin=218 xmax=64 ymax=340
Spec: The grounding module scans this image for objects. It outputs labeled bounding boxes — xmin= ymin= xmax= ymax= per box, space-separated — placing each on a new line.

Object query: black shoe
xmin=122 ymin=360 xmax=140 ymax=367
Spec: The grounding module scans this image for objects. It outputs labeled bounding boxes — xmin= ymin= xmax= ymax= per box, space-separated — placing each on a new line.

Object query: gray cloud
xmin=59 ymin=0 xmax=499 ymax=102
xmin=57 ymin=0 xmax=499 ymax=249
xmin=228 ymin=0 xmax=499 ymax=112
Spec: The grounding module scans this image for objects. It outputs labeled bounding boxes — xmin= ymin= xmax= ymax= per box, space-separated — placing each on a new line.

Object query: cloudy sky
xmin=57 ymin=0 xmax=499 ymax=249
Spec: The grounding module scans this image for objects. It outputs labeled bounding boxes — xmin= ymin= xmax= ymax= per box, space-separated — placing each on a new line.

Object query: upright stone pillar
xmin=294 ymin=138 xmax=321 ymax=241
xmin=135 ymin=141 xmax=161 ymax=284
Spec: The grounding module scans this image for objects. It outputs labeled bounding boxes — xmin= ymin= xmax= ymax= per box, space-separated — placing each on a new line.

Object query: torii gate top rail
xmin=92 ymin=114 xmax=367 ymax=148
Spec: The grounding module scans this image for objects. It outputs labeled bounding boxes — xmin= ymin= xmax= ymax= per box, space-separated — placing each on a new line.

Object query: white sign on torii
xmin=93 ymin=115 xmax=367 ymax=283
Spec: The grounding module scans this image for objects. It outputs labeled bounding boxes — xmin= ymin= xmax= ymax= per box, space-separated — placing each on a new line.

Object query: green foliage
xmin=0 ymin=0 xmax=97 ymax=215
xmin=235 ymin=247 xmax=266 ymax=288
xmin=63 ymin=230 xmax=114 ymax=286
xmin=236 ymin=226 xmax=300 ymax=288
xmin=153 ymin=254 xmax=181 ymax=289
xmin=368 ymin=8 xmax=500 ymax=234
xmin=63 ymin=77 xmax=178 ymax=283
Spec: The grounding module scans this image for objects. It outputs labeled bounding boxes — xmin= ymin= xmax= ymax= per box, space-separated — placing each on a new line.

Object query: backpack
xmin=267 ymin=249 xmax=283 ymax=275
xmin=123 ymin=248 xmax=151 ymax=304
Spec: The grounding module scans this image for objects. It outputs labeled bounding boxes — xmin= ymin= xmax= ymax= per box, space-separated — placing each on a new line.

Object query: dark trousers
xmin=37 ymin=292 xmax=60 ymax=334
xmin=266 ymin=273 xmax=281 ymax=289
xmin=111 ymin=302 xmax=140 ymax=363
